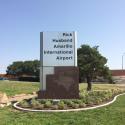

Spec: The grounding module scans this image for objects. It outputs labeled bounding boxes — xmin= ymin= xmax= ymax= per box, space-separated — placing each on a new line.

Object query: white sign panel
xmin=40 ymin=31 xmax=77 ymax=66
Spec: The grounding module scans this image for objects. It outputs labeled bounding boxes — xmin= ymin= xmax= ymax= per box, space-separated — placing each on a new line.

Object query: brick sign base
xmin=38 ymin=67 xmax=79 ymax=99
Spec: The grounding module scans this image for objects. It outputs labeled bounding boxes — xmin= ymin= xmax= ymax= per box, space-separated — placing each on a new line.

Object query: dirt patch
xmin=9 ymin=92 xmax=37 ymax=102
xmin=0 ymin=92 xmax=10 ymax=107
xmin=116 ymin=83 xmax=125 ymax=87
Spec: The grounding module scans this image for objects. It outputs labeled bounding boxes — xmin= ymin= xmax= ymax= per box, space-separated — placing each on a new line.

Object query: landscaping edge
xmin=13 ymin=93 xmax=125 ymax=112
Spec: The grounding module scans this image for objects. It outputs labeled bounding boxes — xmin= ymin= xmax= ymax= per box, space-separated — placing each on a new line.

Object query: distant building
xmin=0 ymin=74 xmax=18 ymax=80
xmin=0 ymin=74 xmax=6 ymax=77
xmin=111 ymin=70 xmax=125 ymax=83
xmin=111 ymin=70 xmax=125 ymax=76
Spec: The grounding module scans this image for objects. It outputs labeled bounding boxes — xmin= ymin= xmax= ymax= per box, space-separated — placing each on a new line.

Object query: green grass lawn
xmin=0 ymin=81 xmax=125 ymax=125
xmin=79 ymin=83 xmax=125 ymax=91
xmin=0 ymin=80 xmax=39 ymax=96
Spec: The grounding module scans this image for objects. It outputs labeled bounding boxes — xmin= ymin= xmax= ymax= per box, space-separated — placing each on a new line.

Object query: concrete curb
xmin=13 ymin=93 xmax=125 ymax=112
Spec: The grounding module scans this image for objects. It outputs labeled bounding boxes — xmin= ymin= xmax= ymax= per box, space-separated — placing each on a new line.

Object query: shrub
xmin=30 ymin=98 xmax=41 ymax=108
xmin=85 ymin=96 xmax=95 ymax=104
xmin=72 ymin=103 xmax=79 ymax=109
xmin=37 ymin=104 xmax=44 ymax=109
xmin=72 ymin=99 xmax=82 ymax=104
xmin=51 ymin=105 xmax=58 ymax=110
xmin=95 ymin=98 xmax=102 ymax=104
xmin=64 ymin=100 xmax=74 ymax=107
xmin=38 ymin=99 xmax=47 ymax=104
xmin=79 ymin=103 xmax=86 ymax=108
xmin=44 ymin=101 xmax=52 ymax=108
xmin=58 ymin=101 xmax=65 ymax=109
xmin=20 ymin=100 xmax=29 ymax=108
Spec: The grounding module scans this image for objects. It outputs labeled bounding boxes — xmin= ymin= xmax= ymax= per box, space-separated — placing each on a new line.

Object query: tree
xmin=6 ymin=61 xmax=23 ymax=75
xmin=78 ymin=44 xmax=112 ymax=91
xmin=6 ymin=60 xmax=40 ymax=76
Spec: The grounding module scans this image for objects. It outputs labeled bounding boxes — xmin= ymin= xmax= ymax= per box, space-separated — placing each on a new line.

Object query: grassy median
xmin=0 ymin=81 xmax=125 ymax=125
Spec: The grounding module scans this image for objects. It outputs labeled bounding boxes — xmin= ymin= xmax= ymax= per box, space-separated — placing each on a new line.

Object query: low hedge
xmin=18 ymin=76 xmax=39 ymax=82
xmin=18 ymin=89 xmax=125 ymax=110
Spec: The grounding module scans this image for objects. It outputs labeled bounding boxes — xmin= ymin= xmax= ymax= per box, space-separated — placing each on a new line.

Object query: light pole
xmin=122 ymin=53 xmax=125 ymax=70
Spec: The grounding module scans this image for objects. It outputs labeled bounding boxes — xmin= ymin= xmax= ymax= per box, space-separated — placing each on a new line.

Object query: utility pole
xmin=122 ymin=53 xmax=125 ymax=70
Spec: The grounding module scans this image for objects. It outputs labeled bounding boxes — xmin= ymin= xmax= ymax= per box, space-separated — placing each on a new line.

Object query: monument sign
xmin=38 ymin=31 xmax=79 ymax=99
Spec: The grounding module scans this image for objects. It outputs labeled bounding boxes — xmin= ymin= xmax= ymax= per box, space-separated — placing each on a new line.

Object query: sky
xmin=0 ymin=0 xmax=125 ymax=73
